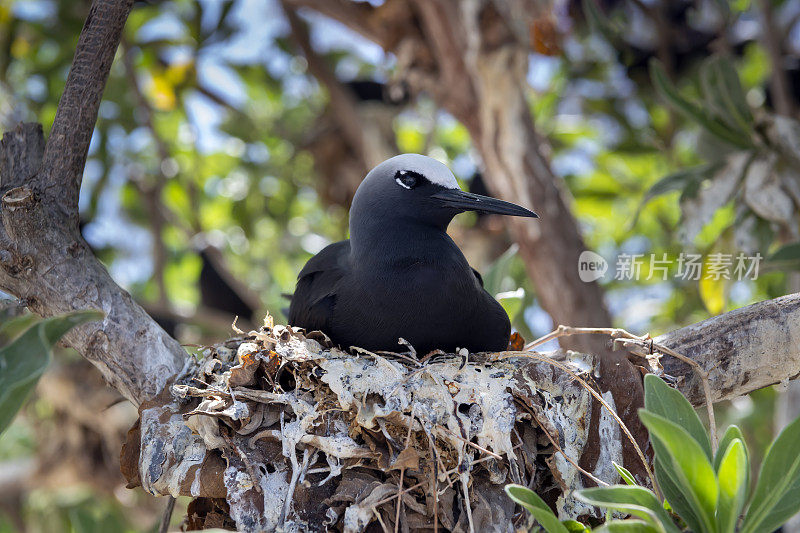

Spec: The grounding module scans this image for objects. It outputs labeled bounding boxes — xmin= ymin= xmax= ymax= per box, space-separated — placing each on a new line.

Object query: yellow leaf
xmin=147 ymin=73 xmax=176 ymax=111
xmin=699 ymin=259 xmax=726 ymax=315
xmin=165 ymin=60 xmax=194 ymax=84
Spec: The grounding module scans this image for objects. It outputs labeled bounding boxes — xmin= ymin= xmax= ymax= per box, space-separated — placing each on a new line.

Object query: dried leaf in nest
xmin=184 ymin=497 xmax=236 ymax=531
xmin=389 ymin=446 xmax=420 ymax=471
xmin=508 ymin=332 xmax=525 ymax=351
xmin=228 ymin=343 xmax=262 ymax=387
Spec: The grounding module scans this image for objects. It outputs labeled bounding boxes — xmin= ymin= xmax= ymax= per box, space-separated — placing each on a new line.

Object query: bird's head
xmin=350 ymin=154 xmax=538 ymax=232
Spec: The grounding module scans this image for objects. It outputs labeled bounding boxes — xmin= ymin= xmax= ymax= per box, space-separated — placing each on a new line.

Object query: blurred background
xmin=1 ymin=0 xmax=800 ymax=530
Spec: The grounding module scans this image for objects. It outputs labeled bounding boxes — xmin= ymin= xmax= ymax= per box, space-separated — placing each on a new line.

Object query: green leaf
xmin=767 ymin=242 xmax=800 ymax=270
xmin=613 ymin=462 xmax=638 ymax=486
xmin=643 ymin=374 xmax=712 ymax=460
xmin=639 ymin=410 xmax=718 ymax=533
xmin=644 ymin=167 xmax=709 ymax=201
xmin=714 ymin=425 xmax=749 ymax=474
xmin=0 ymin=310 xmax=104 ymax=436
xmin=505 ymin=484 xmax=569 ymax=533
xmin=497 ymin=288 xmax=525 ymax=323
xmin=655 ymin=460 xmax=704 ymax=533
xmin=576 ymin=486 xmax=679 ymax=533
xmin=740 ymin=416 xmax=800 ymax=533
xmin=650 ymin=59 xmax=752 ymax=149
xmin=482 ymin=244 xmax=518 ymax=296
xmin=631 ymin=163 xmax=721 ymax=227
xmin=700 ymin=55 xmax=753 ymax=133
xmin=593 ymin=520 xmax=660 ymax=533
xmin=561 ymin=519 xmax=590 ymax=532
xmin=0 ymin=312 xmax=39 ymax=339
xmin=716 ymin=439 xmax=748 ymax=533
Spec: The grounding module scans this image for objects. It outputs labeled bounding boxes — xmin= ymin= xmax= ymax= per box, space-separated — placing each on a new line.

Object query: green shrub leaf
xmin=654 ymin=460 xmax=704 ymax=533
xmin=0 ymin=310 xmax=104 ymax=436
xmin=562 ymin=519 xmax=590 ymax=532
xmin=576 ymin=486 xmax=679 ymax=533
xmin=740 ymin=416 xmax=800 ymax=533
xmin=643 ymin=374 xmax=712 ymax=460
xmin=482 ymin=244 xmax=518 ymax=297
xmin=650 ymin=59 xmax=752 ymax=149
xmin=505 ymin=484 xmax=569 ymax=533
xmin=700 ymin=55 xmax=753 ymax=133
xmin=639 ymin=410 xmax=718 ymax=533
xmin=716 ymin=439 xmax=748 ymax=533
xmin=613 ymin=462 xmax=637 ymax=486
xmin=593 ymin=520 xmax=660 ymax=532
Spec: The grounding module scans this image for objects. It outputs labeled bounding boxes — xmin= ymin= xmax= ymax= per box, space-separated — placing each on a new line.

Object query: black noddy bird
xmin=289 ymin=154 xmax=538 ymax=354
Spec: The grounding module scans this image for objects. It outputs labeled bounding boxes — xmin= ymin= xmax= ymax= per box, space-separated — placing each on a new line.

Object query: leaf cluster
xmin=506 ymin=375 xmax=800 ymax=532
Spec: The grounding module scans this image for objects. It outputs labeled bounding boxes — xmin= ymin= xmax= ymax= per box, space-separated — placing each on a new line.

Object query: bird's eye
xmin=395 ymin=170 xmax=421 ymax=190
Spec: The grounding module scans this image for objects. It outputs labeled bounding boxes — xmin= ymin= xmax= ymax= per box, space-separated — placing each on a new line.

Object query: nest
xmin=122 ymin=318 xmax=618 ymax=532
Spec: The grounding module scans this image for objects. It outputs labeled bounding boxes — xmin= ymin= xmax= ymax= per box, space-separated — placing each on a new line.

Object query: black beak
xmin=431 ymin=189 xmax=538 ymax=218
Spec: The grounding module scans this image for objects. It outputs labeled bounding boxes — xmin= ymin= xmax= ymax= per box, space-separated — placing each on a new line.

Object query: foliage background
xmin=0 ymin=0 xmax=798 ymax=530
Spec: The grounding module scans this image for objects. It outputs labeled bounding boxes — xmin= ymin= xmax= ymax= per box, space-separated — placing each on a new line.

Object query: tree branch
xmin=0 ymin=0 xmax=187 ymax=406
xmin=282 ymin=0 xmax=392 ymax=48
xmin=280 ymin=1 xmax=370 ymax=168
xmin=42 ymin=0 xmax=135 ymax=219
xmin=657 ymin=292 xmax=800 ymax=405
xmin=758 ymin=0 xmax=794 ymax=117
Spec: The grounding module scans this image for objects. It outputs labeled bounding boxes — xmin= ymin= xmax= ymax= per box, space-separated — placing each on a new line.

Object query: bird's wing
xmin=471 ymin=267 xmax=484 ymax=287
xmin=288 ymin=240 xmax=350 ymax=333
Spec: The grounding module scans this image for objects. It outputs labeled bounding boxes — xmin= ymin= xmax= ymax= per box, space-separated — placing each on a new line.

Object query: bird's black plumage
xmin=289 ymin=154 xmax=537 ymax=354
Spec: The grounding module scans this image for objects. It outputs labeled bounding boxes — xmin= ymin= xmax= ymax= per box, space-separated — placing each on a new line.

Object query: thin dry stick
xmin=616 ymin=337 xmax=718 ymax=452
xmin=280 ymin=447 xmax=310 ymax=525
xmin=436 ymin=425 xmax=503 ymax=460
xmin=373 ymin=506 xmax=391 ymax=533
xmin=371 ymin=449 xmax=521 ymax=509
xmin=516 ymin=399 xmax=608 ymax=487
xmin=498 ymin=350 xmax=659 ymax=498
xmin=425 ymin=431 xmax=440 ymax=533
xmin=395 ymin=406 xmax=416 ymax=533
xmin=461 ymin=472 xmax=475 ymax=533
xmin=526 ymin=324 xmax=718 ymax=452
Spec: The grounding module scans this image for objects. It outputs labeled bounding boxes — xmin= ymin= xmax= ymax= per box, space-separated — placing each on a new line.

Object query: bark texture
xmin=657 ymin=292 xmax=800 ymax=404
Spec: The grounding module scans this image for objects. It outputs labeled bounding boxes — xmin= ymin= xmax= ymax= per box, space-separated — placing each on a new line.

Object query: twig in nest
xmin=280 ymin=447 xmax=312 ymax=526
xmin=158 ymin=496 xmax=175 ymax=533
xmin=222 ymin=433 xmax=263 ymax=494
xmin=424 ymin=430 xmax=440 ymax=533
xmin=525 ymin=324 xmax=718 ymax=453
xmin=371 ymin=449 xmax=522 ymax=509
xmin=373 ymin=506 xmax=391 ymax=533
xmin=617 ymin=336 xmax=717 ymax=452
xmin=460 ymin=472 xmax=474 ymax=533
xmin=515 ymin=399 xmax=608 ymax=487
xmin=436 ymin=425 xmax=502 ymax=460
xmin=498 ymin=350 xmax=660 ymax=499
xmin=395 ymin=405 xmax=416 ymax=533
